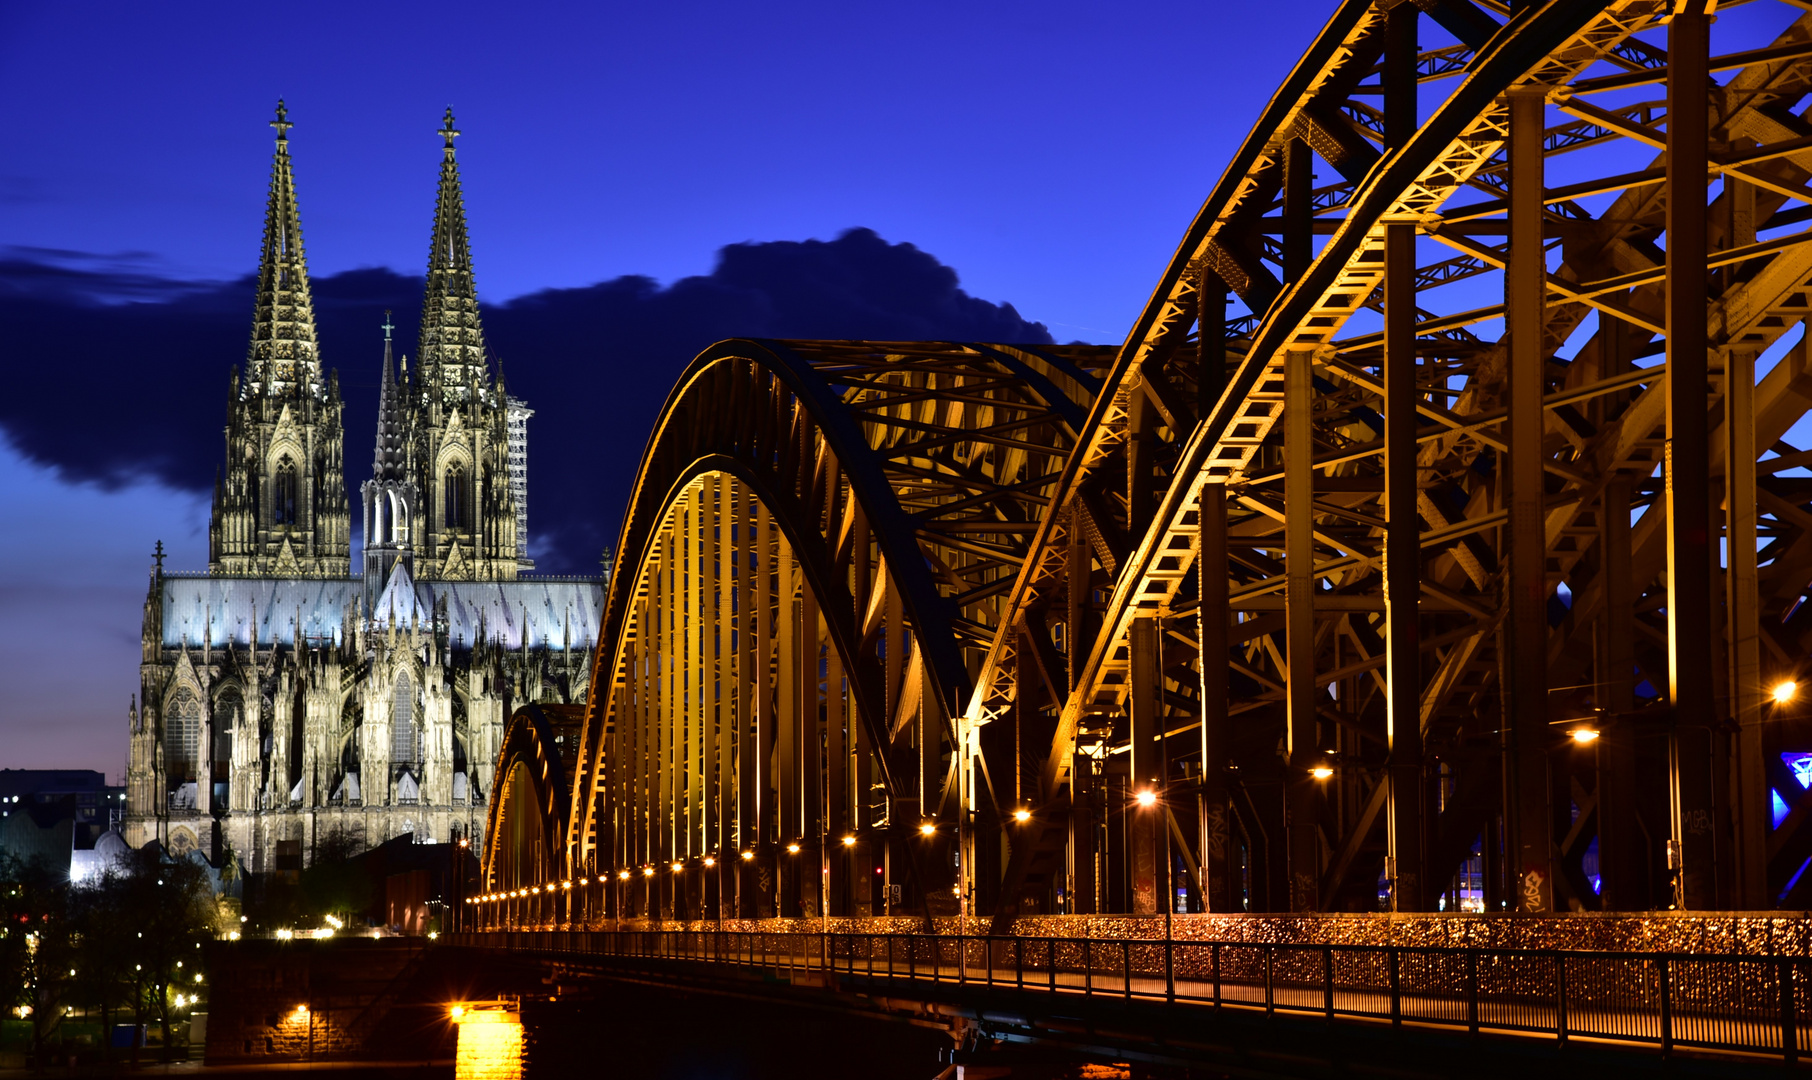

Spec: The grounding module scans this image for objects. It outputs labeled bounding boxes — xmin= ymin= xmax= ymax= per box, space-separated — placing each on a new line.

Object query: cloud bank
xmin=0 ymin=228 xmax=1052 ymax=572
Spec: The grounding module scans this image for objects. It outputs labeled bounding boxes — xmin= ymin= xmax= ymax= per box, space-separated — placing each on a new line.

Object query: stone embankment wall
xmin=203 ymin=938 xmax=460 ymax=1064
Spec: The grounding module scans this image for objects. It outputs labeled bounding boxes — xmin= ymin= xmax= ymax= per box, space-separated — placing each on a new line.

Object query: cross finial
xmin=153 ymin=540 xmax=166 ymax=573
xmin=271 ymin=100 xmax=292 ymax=143
xmin=382 ymin=310 xmax=394 ymax=341
xmin=440 ymin=107 xmax=460 ymax=150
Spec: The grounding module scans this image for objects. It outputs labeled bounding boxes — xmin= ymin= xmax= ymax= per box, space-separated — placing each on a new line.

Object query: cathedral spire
xmin=372 ymin=311 xmax=406 ymax=481
xmin=245 ymin=100 xmax=323 ymax=400
xmin=416 ymin=107 xmax=488 ymax=401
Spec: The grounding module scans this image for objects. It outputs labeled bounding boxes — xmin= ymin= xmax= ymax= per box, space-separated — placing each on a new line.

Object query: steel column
xmin=1129 ymin=615 xmax=1162 ymax=915
xmin=1384 ymin=216 xmax=1425 ymax=912
xmin=1198 ymin=484 xmax=1235 ymax=911
xmin=1285 ymin=347 xmax=1320 ymax=911
xmin=1504 ymin=86 xmax=1552 ymax=914
xmin=1666 ymin=3 xmax=1717 ymax=911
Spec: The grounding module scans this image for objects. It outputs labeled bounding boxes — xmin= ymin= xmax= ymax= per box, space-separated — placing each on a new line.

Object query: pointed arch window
xmin=273 ymin=456 xmax=298 ymax=525
xmin=444 ymin=465 xmax=468 ymax=531
xmin=165 ymin=691 xmax=201 ymax=785
xmin=392 ymin=672 xmax=416 ymax=766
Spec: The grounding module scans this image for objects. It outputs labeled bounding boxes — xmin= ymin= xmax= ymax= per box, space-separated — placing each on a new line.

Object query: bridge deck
xmin=457 ymin=928 xmax=1811 ymax=1067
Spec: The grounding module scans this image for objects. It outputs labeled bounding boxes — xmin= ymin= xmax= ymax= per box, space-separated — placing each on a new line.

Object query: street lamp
xmin=1775 ymin=680 xmax=1798 ymax=705
xmin=1570 ymin=728 xmax=1601 ymax=745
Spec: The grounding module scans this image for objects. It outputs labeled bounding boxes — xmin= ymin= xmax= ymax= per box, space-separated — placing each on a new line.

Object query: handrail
xmin=452 ymin=928 xmax=1810 ymax=1064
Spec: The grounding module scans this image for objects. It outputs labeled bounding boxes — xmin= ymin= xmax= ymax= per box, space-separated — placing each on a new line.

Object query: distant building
xmin=0 ymin=769 xmax=127 ymax=881
xmin=124 ymin=104 xmax=605 ymax=872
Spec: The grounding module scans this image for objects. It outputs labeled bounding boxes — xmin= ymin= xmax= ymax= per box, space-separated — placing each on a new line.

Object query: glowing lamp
xmin=643 ymin=867 xmax=655 ymax=877
xmin=919 ymin=822 xmax=937 ymax=836
xmin=1570 ymin=729 xmax=1601 ymax=745
xmin=704 ymin=857 xmax=716 ymax=867
xmin=672 ymin=862 xmax=684 ymax=872
xmin=619 ymin=870 xmax=631 ymax=880
xmin=450 ymin=1005 xmax=465 ymax=1020
xmin=1013 ymin=809 xmax=1032 ymax=823
xmin=1776 ymin=681 xmax=1799 ymax=705
xmin=1310 ymin=766 xmax=1334 ymax=781
xmin=1134 ymin=790 xmax=1158 ymax=807
xmin=841 ymin=835 xmax=856 ymax=847
xmin=740 ymin=851 xmax=754 ymax=861
xmin=786 ymin=843 xmax=801 ymax=854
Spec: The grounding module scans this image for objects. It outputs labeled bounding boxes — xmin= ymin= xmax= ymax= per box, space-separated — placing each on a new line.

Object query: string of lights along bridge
xmin=465 ymin=0 xmax=1812 ymax=955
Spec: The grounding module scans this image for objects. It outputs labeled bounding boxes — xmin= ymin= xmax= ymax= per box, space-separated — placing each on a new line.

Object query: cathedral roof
xmin=159 ymin=574 xmax=604 ymax=652
xmin=244 ymin=100 xmax=324 ymax=401
xmin=416 ymin=108 xmax=489 ymax=402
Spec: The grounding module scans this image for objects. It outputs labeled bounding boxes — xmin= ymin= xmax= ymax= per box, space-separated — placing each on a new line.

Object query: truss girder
xmin=974 ymin=0 xmax=1812 ymax=917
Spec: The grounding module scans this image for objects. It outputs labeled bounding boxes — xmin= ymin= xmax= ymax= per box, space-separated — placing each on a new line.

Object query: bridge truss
xmin=477 ymin=0 xmax=1812 ymax=927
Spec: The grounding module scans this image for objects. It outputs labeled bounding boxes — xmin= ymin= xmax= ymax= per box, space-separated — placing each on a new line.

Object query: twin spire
xmin=245 ymin=101 xmax=493 ymax=407
xmin=418 ymin=106 xmax=490 ymax=402
xmin=245 ymin=99 xmax=321 ymax=399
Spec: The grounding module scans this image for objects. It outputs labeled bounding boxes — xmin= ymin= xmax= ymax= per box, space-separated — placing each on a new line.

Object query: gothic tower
xmin=409 ymin=108 xmax=519 ymax=581
xmin=361 ymin=312 xmax=418 ymax=593
xmin=209 ymin=101 xmax=351 ymax=577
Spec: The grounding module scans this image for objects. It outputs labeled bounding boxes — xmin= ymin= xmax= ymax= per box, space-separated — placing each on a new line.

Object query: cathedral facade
xmin=123 ymin=105 xmax=604 ymax=873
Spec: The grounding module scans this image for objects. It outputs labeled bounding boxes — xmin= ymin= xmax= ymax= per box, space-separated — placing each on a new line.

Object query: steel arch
xmin=481 ymin=702 xmax=584 ymax=895
xmin=478 ymin=0 xmax=1812 ymax=927
xmin=564 ymin=339 xmax=1114 ymax=919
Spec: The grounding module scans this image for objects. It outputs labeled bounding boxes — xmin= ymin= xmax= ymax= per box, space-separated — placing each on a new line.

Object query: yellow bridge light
xmin=1775 ymin=680 xmax=1799 ymax=705
xmin=1571 ymin=728 xmax=1601 ymax=745
xmin=919 ymin=822 xmax=937 ymax=836
xmin=450 ymin=1005 xmax=465 ymax=1020
xmin=642 ymin=867 xmax=655 ymax=877
xmin=672 ymin=862 xmax=684 ymax=872
xmin=1134 ymin=790 xmax=1158 ymax=807
xmin=1013 ymin=809 xmax=1032 ymax=823
xmin=841 ymin=835 xmax=856 ymax=847
xmin=1310 ymin=766 xmax=1335 ymax=781
xmin=619 ymin=870 xmax=631 ymax=881
xmin=786 ymin=842 xmax=801 ymax=854
xmin=740 ymin=851 xmax=754 ymax=861
xmin=704 ymin=856 xmax=716 ymax=867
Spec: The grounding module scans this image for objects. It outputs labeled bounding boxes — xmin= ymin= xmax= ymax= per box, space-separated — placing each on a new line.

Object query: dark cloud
xmin=0 ymin=228 xmax=1051 ymax=572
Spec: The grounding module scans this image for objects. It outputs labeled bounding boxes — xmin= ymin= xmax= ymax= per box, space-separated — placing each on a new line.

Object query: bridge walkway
xmin=456 ymin=928 xmax=1810 ymax=1069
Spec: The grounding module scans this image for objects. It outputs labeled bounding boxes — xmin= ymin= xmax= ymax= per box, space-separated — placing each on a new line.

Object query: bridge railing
xmin=455 ymin=928 xmax=1810 ymax=1062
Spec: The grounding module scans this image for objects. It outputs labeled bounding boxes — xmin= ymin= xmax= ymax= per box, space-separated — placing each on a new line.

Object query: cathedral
xmin=123 ymin=104 xmax=605 ymax=873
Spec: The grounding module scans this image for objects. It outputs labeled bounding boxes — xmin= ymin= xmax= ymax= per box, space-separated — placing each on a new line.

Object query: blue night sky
xmin=0 ymin=0 xmax=1329 ymax=771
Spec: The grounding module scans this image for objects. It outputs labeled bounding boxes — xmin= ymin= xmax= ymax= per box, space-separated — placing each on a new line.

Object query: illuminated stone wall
xmin=455 ymin=1008 xmax=523 ymax=1080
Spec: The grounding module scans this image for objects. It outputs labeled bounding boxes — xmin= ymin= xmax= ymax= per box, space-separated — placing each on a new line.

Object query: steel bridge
xmin=471 ymin=0 xmax=1812 ymax=946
